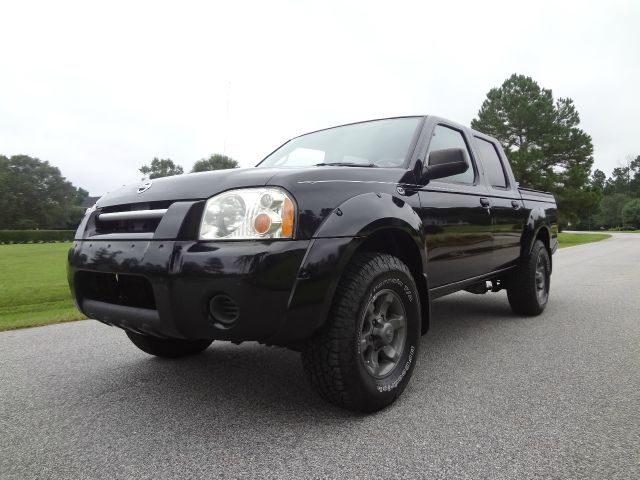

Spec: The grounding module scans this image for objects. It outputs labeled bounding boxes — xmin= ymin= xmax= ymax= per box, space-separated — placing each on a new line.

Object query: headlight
xmin=199 ymin=187 xmax=296 ymax=240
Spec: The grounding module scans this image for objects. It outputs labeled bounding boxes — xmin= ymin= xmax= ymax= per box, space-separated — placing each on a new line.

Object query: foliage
xmin=0 ymin=155 xmax=89 ymax=229
xmin=603 ymin=155 xmax=640 ymax=196
xmin=139 ymin=157 xmax=184 ymax=179
xmin=471 ymin=74 xmax=596 ymax=227
xmin=591 ymin=169 xmax=607 ymax=190
xmin=191 ymin=154 xmax=239 ymax=172
xmin=595 ymin=193 xmax=631 ymax=228
xmin=0 ymin=243 xmax=85 ymax=331
xmin=622 ymin=199 xmax=640 ymax=228
xmin=0 ymin=230 xmax=75 ymax=244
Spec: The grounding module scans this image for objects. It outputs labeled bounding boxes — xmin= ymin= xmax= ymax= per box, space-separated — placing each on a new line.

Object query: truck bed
xmin=518 ymin=187 xmax=556 ymax=204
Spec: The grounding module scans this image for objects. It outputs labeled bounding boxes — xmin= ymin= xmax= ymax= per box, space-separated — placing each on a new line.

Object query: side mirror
xmin=421 ymin=148 xmax=470 ymax=183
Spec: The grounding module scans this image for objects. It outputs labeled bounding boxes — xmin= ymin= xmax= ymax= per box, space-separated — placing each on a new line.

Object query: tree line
xmin=0 ymin=153 xmax=239 ymax=230
xmin=585 ymin=158 xmax=640 ymax=229
xmin=0 ymin=155 xmax=88 ymax=229
xmin=2 ymin=75 xmax=637 ymax=231
xmin=138 ymin=154 xmax=238 ymax=179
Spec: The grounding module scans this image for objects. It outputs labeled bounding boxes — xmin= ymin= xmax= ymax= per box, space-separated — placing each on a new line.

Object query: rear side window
xmin=475 ymin=137 xmax=508 ymax=188
xmin=427 ymin=125 xmax=475 ymax=184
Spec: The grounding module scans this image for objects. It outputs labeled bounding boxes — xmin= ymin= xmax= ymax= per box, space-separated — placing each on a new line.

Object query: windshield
xmin=257 ymin=117 xmax=423 ymax=169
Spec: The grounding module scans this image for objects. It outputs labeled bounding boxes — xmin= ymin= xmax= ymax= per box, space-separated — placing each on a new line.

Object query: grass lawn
xmin=558 ymin=232 xmax=611 ymax=248
xmin=0 ymin=243 xmax=85 ymax=331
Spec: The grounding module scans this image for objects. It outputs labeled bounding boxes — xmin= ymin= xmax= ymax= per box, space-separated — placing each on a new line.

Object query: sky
xmin=1 ymin=0 xmax=638 ymax=196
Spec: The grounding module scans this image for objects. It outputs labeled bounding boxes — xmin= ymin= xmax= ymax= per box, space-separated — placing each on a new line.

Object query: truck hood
xmin=96 ymin=166 xmax=413 ymax=208
xmin=96 ymin=167 xmax=283 ymax=208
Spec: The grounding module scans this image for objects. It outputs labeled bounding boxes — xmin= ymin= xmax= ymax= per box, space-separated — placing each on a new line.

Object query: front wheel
xmin=302 ymin=253 xmax=421 ymax=413
xmin=126 ymin=331 xmax=213 ymax=358
xmin=507 ymin=240 xmax=551 ymax=316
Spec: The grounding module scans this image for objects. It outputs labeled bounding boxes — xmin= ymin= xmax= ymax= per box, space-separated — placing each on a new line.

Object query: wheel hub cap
xmin=379 ymin=323 xmax=395 ymax=345
xmin=359 ymin=289 xmax=407 ymax=378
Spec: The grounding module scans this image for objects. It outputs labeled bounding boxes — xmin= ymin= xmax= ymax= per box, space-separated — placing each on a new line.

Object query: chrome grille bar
xmin=98 ymin=209 xmax=168 ymax=222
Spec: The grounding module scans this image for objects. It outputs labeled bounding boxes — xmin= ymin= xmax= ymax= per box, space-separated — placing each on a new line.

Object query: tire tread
xmin=507 ymin=240 xmax=550 ymax=316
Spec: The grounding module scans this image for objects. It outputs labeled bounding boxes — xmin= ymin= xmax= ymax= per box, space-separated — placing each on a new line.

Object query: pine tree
xmin=471 ymin=74 xmax=596 ymax=226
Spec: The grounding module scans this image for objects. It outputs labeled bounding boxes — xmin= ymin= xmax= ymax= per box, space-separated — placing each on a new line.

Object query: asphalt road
xmin=1 ymin=233 xmax=639 ymax=479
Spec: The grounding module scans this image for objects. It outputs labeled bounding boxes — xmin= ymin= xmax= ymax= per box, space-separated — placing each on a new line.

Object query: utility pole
xmin=222 ymin=81 xmax=231 ymax=158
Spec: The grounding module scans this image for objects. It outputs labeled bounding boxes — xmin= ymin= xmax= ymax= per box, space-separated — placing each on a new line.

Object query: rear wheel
xmin=507 ymin=240 xmax=551 ymax=316
xmin=126 ymin=331 xmax=213 ymax=358
xmin=302 ymin=253 xmax=421 ymax=413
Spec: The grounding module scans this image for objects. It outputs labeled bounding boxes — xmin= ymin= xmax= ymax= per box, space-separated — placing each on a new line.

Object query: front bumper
xmin=68 ymin=239 xmax=312 ymax=343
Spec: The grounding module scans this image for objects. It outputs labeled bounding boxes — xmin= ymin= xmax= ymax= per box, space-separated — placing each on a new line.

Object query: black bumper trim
xmin=81 ymin=299 xmax=164 ymax=336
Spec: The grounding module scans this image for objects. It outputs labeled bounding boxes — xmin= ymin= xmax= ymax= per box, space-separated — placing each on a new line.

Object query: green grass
xmin=0 ymin=243 xmax=85 ymax=331
xmin=558 ymin=232 xmax=611 ymax=248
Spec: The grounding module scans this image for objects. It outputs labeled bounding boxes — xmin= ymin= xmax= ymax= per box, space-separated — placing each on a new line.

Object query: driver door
xmin=417 ymin=123 xmax=494 ymax=288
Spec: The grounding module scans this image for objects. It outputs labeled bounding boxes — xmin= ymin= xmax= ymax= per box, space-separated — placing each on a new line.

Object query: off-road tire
xmin=507 ymin=240 xmax=551 ymax=316
xmin=302 ymin=253 xmax=421 ymax=413
xmin=126 ymin=331 xmax=213 ymax=358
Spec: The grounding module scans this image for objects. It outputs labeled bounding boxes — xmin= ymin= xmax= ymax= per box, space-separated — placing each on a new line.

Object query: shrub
xmin=0 ymin=230 xmax=75 ymax=244
xmin=622 ymin=199 xmax=640 ymax=229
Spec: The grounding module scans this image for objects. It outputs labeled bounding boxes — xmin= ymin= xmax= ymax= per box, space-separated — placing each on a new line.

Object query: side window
xmin=427 ymin=125 xmax=475 ymax=184
xmin=474 ymin=137 xmax=508 ymax=189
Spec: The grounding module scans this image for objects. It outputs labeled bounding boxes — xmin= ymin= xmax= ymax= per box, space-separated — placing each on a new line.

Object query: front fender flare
xmin=266 ymin=192 xmax=427 ymax=346
xmin=313 ymin=191 xmax=423 ymax=241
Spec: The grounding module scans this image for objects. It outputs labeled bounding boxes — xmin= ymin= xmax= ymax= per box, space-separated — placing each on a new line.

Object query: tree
xmin=139 ymin=158 xmax=184 ymax=179
xmin=471 ymin=74 xmax=596 ymax=227
xmin=0 ymin=154 xmax=88 ymax=229
xmin=604 ymin=155 xmax=640 ymax=196
xmin=191 ymin=154 xmax=239 ymax=172
xmin=606 ymin=167 xmax=631 ymax=195
xmin=622 ymin=199 xmax=640 ymax=229
xmin=595 ymin=193 xmax=630 ymax=228
xmin=591 ymin=169 xmax=607 ymax=191
xmin=632 ymin=155 xmax=640 ymax=195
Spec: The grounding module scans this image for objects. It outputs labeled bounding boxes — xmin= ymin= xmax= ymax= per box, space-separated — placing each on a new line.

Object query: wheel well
xmin=356 ymin=229 xmax=430 ymax=334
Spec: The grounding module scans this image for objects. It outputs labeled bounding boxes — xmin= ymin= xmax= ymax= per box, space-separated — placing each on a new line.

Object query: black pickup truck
xmin=68 ymin=115 xmax=557 ymax=412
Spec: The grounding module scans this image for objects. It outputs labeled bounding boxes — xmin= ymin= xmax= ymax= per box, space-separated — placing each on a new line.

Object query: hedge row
xmin=0 ymin=230 xmax=75 ymax=244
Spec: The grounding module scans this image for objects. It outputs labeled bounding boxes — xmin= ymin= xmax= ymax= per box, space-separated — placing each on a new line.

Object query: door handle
xmin=511 ymin=200 xmax=521 ymax=209
xmin=480 ymin=198 xmax=491 ymax=208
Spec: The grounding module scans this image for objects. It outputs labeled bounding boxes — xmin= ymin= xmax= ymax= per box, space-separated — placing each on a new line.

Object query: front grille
xmin=75 ymin=271 xmax=156 ymax=310
xmin=95 ymin=201 xmax=173 ymax=235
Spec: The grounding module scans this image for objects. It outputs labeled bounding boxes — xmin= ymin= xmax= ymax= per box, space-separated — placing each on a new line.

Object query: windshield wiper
xmin=315 ymin=162 xmax=378 ymax=168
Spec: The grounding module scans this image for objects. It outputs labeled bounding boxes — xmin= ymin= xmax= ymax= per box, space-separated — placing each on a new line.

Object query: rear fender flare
xmin=521 ymin=207 xmax=555 ymax=267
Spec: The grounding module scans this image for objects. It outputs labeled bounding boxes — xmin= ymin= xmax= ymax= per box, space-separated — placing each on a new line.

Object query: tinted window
xmin=475 ymin=137 xmax=508 ymax=188
xmin=427 ymin=125 xmax=475 ymax=184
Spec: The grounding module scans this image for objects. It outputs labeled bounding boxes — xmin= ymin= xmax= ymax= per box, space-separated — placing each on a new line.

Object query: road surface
xmin=1 ymin=233 xmax=639 ymax=479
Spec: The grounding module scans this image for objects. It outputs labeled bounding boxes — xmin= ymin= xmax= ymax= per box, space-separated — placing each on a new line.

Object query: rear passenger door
xmin=472 ymin=136 xmax=527 ymax=270
xmin=417 ymin=123 xmax=493 ymax=288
